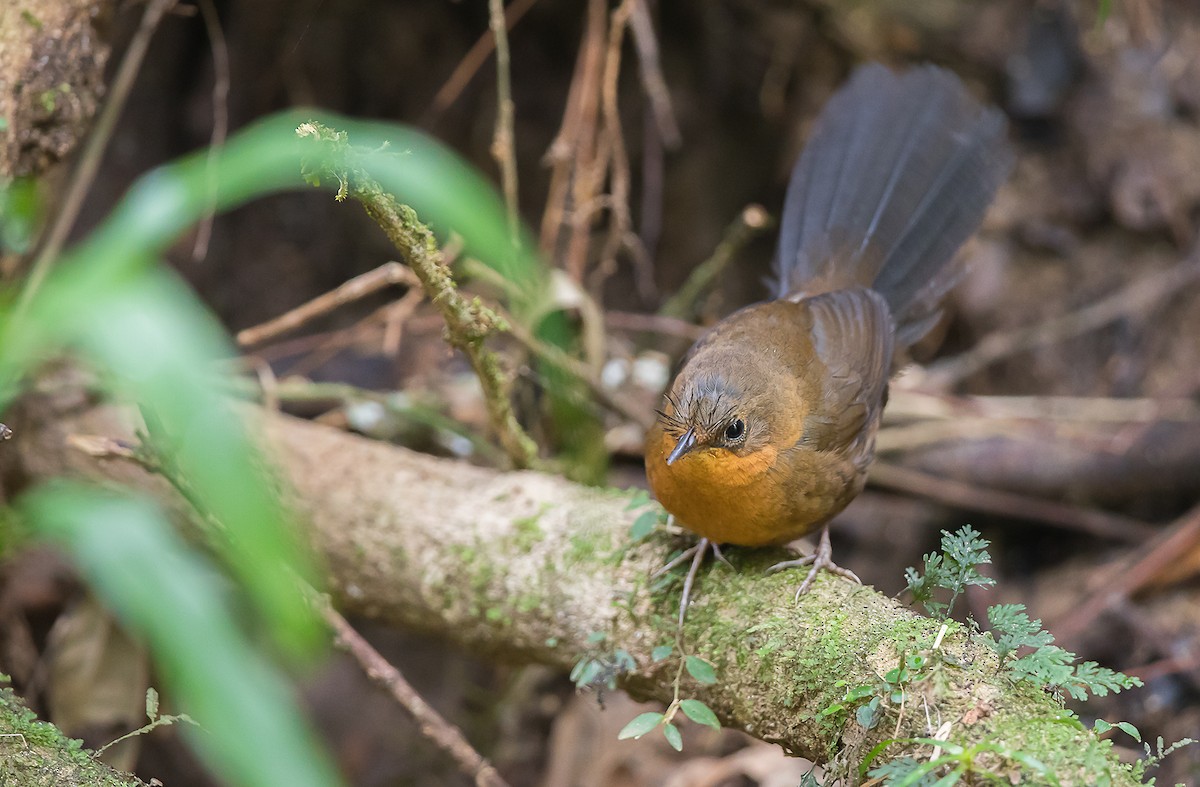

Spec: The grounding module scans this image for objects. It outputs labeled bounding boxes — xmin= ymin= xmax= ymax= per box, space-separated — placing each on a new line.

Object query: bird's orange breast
xmin=646 ymin=426 xmax=827 ymax=547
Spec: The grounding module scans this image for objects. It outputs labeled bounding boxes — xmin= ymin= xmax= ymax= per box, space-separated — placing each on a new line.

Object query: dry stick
xmin=488 ymin=0 xmax=521 ymax=243
xmin=382 ymin=285 xmax=426 ymax=356
xmin=639 ymin=105 xmax=666 ymax=282
xmin=425 ymin=0 xmax=540 ymax=121
xmin=603 ymin=309 xmax=707 ymax=340
xmin=296 ymin=124 xmax=540 ymax=469
xmin=627 ymin=0 xmax=681 ymax=149
xmin=1055 ymin=501 xmax=1200 ymax=647
xmin=867 ymin=462 xmax=1157 ymax=543
xmin=927 ymin=245 xmax=1200 ymax=389
xmin=630 ymin=0 xmax=674 ymax=292
xmin=244 ymin=301 xmax=417 ymax=366
xmin=589 ymin=0 xmax=647 ymax=301
xmin=236 ymin=261 xmax=420 ymax=347
xmin=538 ymin=0 xmax=604 ymax=257
xmin=314 ymin=596 xmax=512 ymax=787
xmin=658 ymin=205 xmax=773 ymax=320
xmin=559 ymin=0 xmax=609 ymax=283
xmin=495 ymin=305 xmax=652 ymax=429
xmin=15 ymin=0 xmax=178 ymax=319
xmin=886 ymin=389 xmax=1200 ymax=425
xmin=597 ymin=0 xmax=635 ymax=268
xmin=191 ymin=0 xmax=231 ymax=262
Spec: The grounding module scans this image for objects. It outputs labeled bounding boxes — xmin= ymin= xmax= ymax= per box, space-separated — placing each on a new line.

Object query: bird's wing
xmin=797 ymin=287 xmax=895 ymax=454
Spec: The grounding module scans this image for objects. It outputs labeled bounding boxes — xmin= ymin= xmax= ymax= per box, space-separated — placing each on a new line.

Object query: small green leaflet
xmin=617 ymin=712 xmax=663 ymax=740
xmin=679 ymin=699 xmax=720 ymax=730
xmin=685 ymin=656 xmax=717 ymax=684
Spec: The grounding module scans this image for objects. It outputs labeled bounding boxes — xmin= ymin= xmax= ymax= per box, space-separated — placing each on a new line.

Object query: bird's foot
xmin=767 ymin=526 xmax=860 ymax=602
xmin=653 ymin=537 xmax=728 ymax=627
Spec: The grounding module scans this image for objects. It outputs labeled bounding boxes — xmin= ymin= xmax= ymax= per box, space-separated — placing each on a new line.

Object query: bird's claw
xmin=767 ymin=526 xmax=860 ymax=602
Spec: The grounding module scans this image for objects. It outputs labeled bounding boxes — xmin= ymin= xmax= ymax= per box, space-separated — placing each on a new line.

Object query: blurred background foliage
xmin=1 ymin=110 xmax=569 ymax=785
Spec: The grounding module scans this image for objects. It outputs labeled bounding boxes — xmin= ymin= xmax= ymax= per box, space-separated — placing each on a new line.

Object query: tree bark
xmin=5 ymin=384 xmax=1140 ymax=786
xmin=0 ymin=0 xmax=113 ymax=179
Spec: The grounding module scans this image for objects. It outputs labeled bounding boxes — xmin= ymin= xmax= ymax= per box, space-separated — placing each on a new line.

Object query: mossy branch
xmin=13 ymin=388 xmax=1143 ymax=786
xmin=0 ymin=685 xmax=148 ymax=787
xmin=295 ymin=122 xmax=540 ymax=470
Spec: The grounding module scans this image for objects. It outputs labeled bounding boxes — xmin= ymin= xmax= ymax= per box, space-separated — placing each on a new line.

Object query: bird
xmin=644 ymin=63 xmax=1014 ymax=618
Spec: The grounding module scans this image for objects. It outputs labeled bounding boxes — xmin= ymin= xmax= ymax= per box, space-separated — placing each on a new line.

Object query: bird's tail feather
xmin=775 ymin=63 xmax=1014 ymax=347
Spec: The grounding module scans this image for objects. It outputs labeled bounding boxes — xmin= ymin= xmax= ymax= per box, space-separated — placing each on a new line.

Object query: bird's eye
xmin=723 ymin=419 xmax=745 ymax=441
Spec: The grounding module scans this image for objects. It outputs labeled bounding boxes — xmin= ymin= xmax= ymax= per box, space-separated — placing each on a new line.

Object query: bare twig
xmin=488 ymin=0 xmax=521 ymax=244
xmin=313 ymin=596 xmax=512 ymax=787
xmin=587 ymin=0 xmax=637 ymax=298
xmin=16 ymin=0 xmax=178 ymax=318
xmin=296 ymin=123 xmax=540 ymax=469
xmin=927 ymin=245 xmax=1200 ymax=388
xmin=603 ymin=310 xmax=706 ymax=340
xmin=658 ymin=205 xmax=773 ymax=320
xmin=867 ymin=462 xmax=1157 ymax=543
xmin=381 ymin=285 xmax=426 ymax=356
xmin=885 ymin=389 xmax=1200 ymax=425
xmin=425 ymin=0 xmax=539 ymax=121
xmin=240 ymin=302 xmax=423 ymax=369
xmin=191 ymin=0 xmax=231 ymax=262
xmin=554 ymin=0 xmax=607 ymax=280
xmin=495 ymin=305 xmax=652 ymax=429
xmin=1055 ymin=501 xmax=1200 ymax=647
xmin=627 ymin=0 xmax=680 ymax=148
xmin=236 ymin=262 xmax=420 ymax=347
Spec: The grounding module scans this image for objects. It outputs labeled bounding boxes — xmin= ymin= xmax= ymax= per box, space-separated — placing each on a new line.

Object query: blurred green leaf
xmin=19 ymin=483 xmax=342 ymax=787
xmin=629 ymin=510 xmax=659 ymax=542
xmin=0 ymin=178 xmax=39 ymax=254
xmin=0 ymin=109 xmax=610 ymax=782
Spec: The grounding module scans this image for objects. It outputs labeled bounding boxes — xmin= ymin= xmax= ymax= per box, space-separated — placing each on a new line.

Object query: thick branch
xmin=10 ymin=390 xmax=1138 ymax=785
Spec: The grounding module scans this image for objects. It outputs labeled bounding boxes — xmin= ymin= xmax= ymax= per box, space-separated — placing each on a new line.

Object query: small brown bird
xmin=645 ymin=64 xmax=1013 ymax=610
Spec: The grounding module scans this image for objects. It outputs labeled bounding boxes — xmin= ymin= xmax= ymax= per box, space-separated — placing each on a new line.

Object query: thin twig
xmin=867 ymin=462 xmax=1157 ymax=543
xmin=926 ymin=244 xmax=1200 ymax=388
xmin=558 ymin=0 xmax=608 ymax=281
xmin=627 ymin=0 xmax=680 ymax=148
xmin=639 ymin=105 xmax=665 ymax=277
xmin=190 ymin=0 xmax=230 ymax=262
xmin=236 ymin=262 xmax=420 ymax=348
xmin=590 ymin=0 xmax=637 ymax=297
xmin=15 ymin=0 xmax=178 ymax=319
xmin=488 ymin=0 xmax=521 ymax=244
xmin=538 ymin=0 xmax=603 ymax=259
xmin=658 ymin=205 xmax=773 ymax=320
xmin=494 ymin=305 xmax=652 ymax=429
xmin=382 ymin=286 xmax=426 ymax=357
xmin=1055 ymin=501 xmax=1200 ymax=647
xmin=312 ymin=594 xmax=512 ymax=787
xmin=425 ymin=0 xmax=539 ymax=121
xmin=297 ymin=123 xmax=540 ymax=469
xmin=885 ymin=389 xmax=1200 ymax=425
xmin=239 ymin=301 xmax=423 ymax=367
xmin=603 ymin=310 xmax=706 ymax=340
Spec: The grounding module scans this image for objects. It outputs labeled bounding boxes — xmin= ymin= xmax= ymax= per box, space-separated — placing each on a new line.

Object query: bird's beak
xmin=666 ymin=428 xmax=698 ymax=466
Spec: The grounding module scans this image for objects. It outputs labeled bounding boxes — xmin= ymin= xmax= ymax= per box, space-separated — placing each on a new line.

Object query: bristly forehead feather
xmin=657 ymin=372 xmax=741 ymax=438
